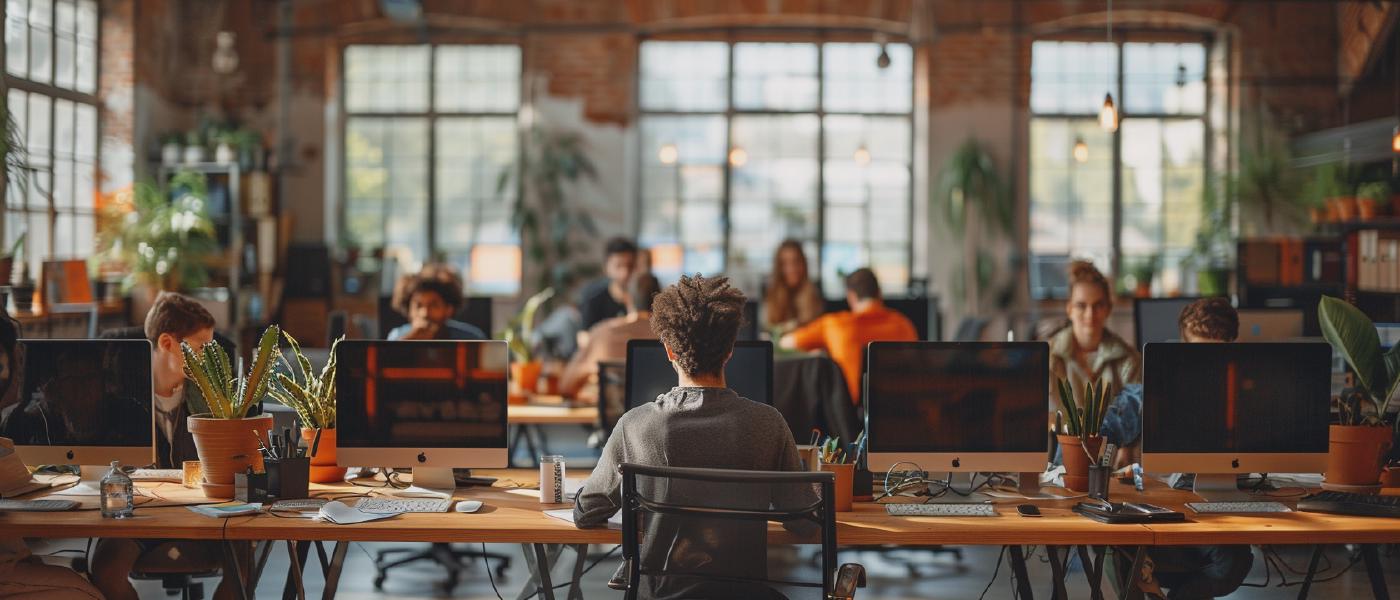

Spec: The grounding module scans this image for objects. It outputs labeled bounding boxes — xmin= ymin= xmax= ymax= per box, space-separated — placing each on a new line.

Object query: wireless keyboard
xmin=0 ymin=499 xmax=79 ymax=511
xmin=1186 ymin=501 xmax=1291 ymax=514
xmin=354 ymin=497 xmax=452 ymax=514
xmin=1298 ymin=491 xmax=1400 ymax=518
xmin=129 ymin=469 xmax=183 ymax=482
xmin=886 ymin=503 xmax=997 ymax=517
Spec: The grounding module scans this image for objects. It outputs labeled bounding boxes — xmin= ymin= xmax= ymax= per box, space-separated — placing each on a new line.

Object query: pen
xmin=309 ymin=428 xmax=322 ymax=459
xmin=809 ymin=429 xmax=823 ymax=448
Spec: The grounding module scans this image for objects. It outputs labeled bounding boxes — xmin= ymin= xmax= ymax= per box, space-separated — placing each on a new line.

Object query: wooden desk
xmin=507 ymin=404 xmax=595 ymax=426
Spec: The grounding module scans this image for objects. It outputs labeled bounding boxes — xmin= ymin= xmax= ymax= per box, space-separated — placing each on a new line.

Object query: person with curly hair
xmin=387 ymin=265 xmax=485 ymax=341
xmin=573 ymin=274 xmax=810 ymax=599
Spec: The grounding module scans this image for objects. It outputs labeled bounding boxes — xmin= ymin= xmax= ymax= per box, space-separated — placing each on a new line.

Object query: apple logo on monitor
xmin=1231 ymin=458 xmax=1240 ymax=469
xmin=66 ymin=450 xmax=74 ymax=460
xmin=418 ymin=452 xmax=427 ymax=463
xmin=951 ymin=457 xmax=960 ymax=468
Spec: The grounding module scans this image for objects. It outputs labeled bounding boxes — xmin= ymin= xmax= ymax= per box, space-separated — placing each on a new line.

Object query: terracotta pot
xmin=1134 ymin=282 xmax=1152 ymax=298
xmin=1058 ymin=434 xmax=1104 ymax=492
xmin=1326 ymin=424 xmax=1394 ymax=489
xmin=1382 ymin=466 xmax=1400 ymax=489
xmin=1310 ymin=207 xmax=1327 ymax=224
xmin=1390 ymin=194 xmax=1400 ymax=217
xmin=188 ymin=414 xmax=272 ymax=499
xmin=1334 ymin=197 xmax=1359 ymax=221
xmin=301 ymin=427 xmax=346 ymax=484
xmin=1359 ymin=198 xmax=1379 ymax=220
xmin=512 ymin=361 xmax=542 ymax=393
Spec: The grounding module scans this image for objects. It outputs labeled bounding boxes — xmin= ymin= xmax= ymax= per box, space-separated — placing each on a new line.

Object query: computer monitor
xmin=1142 ymin=342 xmax=1332 ymax=501
xmin=822 ymin=296 xmax=939 ymax=341
xmin=0 ymin=339 xmax=153 ymax=495
xmin=738 ymin=300 xmax=760 ymax=341
xmin=864 ymin=342 xmax=1049 ymax=476
xmin=1236 ymin=308 xmax=1305 ymax=341
xmin=335 ymin=340 xmax=509 ymax=496
xmin=624 ymin=340 xmax=773 ymax=411
xmin=1132 ymin=297 xmax=1200 ymax=349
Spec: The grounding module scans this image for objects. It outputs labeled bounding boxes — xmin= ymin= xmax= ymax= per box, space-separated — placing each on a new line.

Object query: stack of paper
xmin=318 ymin=501 xmax=402 ymax=525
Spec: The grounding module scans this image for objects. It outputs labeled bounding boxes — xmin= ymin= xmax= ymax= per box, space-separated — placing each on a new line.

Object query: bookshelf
xmin=1239 ymin=220 xmax=1400 ymax=327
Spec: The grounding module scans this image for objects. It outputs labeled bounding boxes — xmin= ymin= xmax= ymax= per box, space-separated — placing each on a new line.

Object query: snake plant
xmin=1319 ymin=296 xmax=1400 ymax=426
xmin=1056 ymin=377 xmax=1111 ymax=440
xmin=502 ymin=287 xmax=554 ymax=363
xmin=269 ymin=331 xmax=341 ymax=430
xmin=182 ymin=325 xmax=281 ymax=419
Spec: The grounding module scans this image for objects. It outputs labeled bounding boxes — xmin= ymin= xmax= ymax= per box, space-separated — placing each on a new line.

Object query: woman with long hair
xmin=763 ymin=239 xmax=823 ymax=335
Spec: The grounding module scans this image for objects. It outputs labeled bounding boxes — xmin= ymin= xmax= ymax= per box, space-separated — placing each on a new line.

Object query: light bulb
xmin=876 ymin=45 xmax=892 ymax=69
xmin=728 ymin=147 xmax=748 ymax=167
xmin=658 ymin=143 xmax=678 ymax=165
xmin=1391 ymin=125 xmax=1400 ymax=154
xmin=1099 ymin=93 xmax=1118 ymax=132
xmin=1073 ymin=138 xmax=1089 ymax=163
xmin=853 ymin=144 xmax=871 ymax=166
xmin=212 ymin=31 xmax=239 ymax=75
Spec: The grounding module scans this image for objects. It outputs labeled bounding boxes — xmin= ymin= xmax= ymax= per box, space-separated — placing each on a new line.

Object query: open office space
xmin=6 ymin=1 xmax=1400 ymax=599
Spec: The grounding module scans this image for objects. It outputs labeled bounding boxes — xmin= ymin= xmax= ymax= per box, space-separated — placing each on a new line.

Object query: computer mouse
xmin=454 ymin=500 xmax=483 ymax=513
xmin=1016 ymin=504 xmax=1042 ymax=517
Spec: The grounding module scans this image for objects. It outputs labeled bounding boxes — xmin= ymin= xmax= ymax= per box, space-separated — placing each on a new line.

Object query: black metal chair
xmin=593 ymin=360 xmax=627 ymax=446
xmin=617 ymin=463 xmax=865 ymax=600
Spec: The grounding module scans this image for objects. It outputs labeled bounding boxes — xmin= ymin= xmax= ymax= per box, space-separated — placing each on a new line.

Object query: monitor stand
xmin=51 ymin=465 xmax=107 ymax=497
xmin=396 ymin=468 xmax=497 ymax=498
xmin=1016 ymin=472 xmax=1057 ymax=499
xmin=925 ymin=472 xmax=994 ymax=504
xmin=1191 ymin=473 xmax=1253 ymax=502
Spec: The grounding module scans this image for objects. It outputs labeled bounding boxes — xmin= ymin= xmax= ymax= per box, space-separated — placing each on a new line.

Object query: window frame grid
xmin=633 ymin=36 xmax=916 ymax=299
xmin=1028 ymin=33 xmax=1213 ymax=284
xmin=2 ymin=0 xmax=101 ymax=277
xmin=337 ymin=42 xmax=523 ymax=293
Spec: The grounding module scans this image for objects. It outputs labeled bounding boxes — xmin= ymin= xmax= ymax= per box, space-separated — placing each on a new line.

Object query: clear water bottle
xmin=100 ymin=461 xmax=134 ymax=519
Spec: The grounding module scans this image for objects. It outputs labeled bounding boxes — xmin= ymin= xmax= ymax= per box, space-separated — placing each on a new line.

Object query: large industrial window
xmin=341 ymin=44 xmax=521 ymax=295
xmin=637 ymin=40 xmax=914 ymax=298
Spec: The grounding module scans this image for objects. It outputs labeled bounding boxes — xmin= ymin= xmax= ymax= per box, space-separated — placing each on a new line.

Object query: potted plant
xmin=1318 ymin=296 xmax=1399 ymax=491
xmin=182 ymin=325 xmax=281 ymax=498
xmin=270 ymin=332 xmax=344 ymax=483
xmin=9 ymin=258 xmax=33 ymax=314
xmin=212 ymin=130 xmax=237 ymax=164
xmin=936 ymin=140 xmax=1014 ymax=314
xmin=0 ymin=233 xmax=25 ymax=289
xmin=95 ymin=173 xmax=218 ymax=296
xmin=1358 ymin=182 xmax=1389 ymax=221
xmin=182 ymin=130 xmax=207 ymax=164
xmin=1128 ymin=255 xmax=1159 ymax=298
xmin=503 ymin=288 xmax=554 ymax=402
xmin=159 ymin=132 xmax=183 ymax=166
xmin=1055 ymin=377 xmax=1111 ymax=492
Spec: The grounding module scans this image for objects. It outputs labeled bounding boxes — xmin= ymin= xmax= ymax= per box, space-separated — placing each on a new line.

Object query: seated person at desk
xmin=576 ymin=237 xmax=639 ymax=333
xmin=90 ymin=294 xmax=246 ymax=600
xmin=387 ymin=266 xmax=485 ymax=341
xmin=764 ymin=239 xmax=823 ymax=336
xmin=560 ymin=273 xmax=660 ymax=402
xmin=1101 ymin=297 xmax=1252 ymax=600
xmin=779 ymin=268 xmax=917 ymax=405
xmin=574 ymin=274 xmax=810 ymax=599
xmin=1049 ymin=260 xmax=1140 ymax=404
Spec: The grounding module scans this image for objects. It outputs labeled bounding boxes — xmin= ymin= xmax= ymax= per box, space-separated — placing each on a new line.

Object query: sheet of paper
xmin=543 ymin=508 xmax=622 ymax=530
xmin=187 ymin=502 xmax=262 ymax=518
xmin=318 ymin=501 xmax=402 ymax=525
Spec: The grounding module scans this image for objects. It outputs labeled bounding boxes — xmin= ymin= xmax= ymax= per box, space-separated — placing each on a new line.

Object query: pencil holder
xmin=820 ymin=462 xmax=855 ymax=512
xmin=852 ymin=467 xmax=874 ymax=501
xmin=268 ymin=457 xmax=310 ymax=500
xmin=1087 ymin=465 xmax=1111 ymax=500
xmin=234 ymin=469 xmax=269 ymax=503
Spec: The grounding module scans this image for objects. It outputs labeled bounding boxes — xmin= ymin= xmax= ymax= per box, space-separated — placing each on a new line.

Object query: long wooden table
xmin=6 ymin=473 xmax=1400 ymax=599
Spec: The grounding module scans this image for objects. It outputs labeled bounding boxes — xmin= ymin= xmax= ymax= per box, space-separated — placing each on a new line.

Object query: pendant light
xmin=1099 ymin=0 xmax=1119 ymax=132
xmin=1073 ymin=137 xmax=1090 ymax=163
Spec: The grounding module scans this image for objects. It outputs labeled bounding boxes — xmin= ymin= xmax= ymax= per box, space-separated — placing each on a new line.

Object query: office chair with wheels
xmin=125 ymin=541 xmax=223 ymax=600
xmin=617 ymin=463 xmax=865 ymax=600
xmin=372 ymin=543 xmax=511 ymax=592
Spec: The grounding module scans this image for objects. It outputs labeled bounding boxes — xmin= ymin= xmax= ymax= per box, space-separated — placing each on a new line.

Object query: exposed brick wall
xmin=527 ymin=33 xmax=635 ymax=124
xmin=98 ymin=0 xmax=134 ymax=192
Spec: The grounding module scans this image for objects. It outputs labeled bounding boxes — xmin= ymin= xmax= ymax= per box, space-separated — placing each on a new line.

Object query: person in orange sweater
xmin=779 ymin=268 xmax=917 ymax=404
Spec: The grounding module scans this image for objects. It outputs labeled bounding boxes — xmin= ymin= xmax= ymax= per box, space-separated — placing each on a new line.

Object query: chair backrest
xmin=327 ymin=310 xmax=348 ymax=345
xmin=619 ymin=463 xmax=836 ymax=600
xmin=596 ymin=360 xmax=626 ymax=438
xmin=953 ymin=317 xmax=990 ymax=342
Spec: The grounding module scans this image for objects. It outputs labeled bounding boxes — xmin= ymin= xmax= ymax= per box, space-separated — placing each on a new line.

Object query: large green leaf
xmin=1319 ymin=296 xmax=1386 ymax=407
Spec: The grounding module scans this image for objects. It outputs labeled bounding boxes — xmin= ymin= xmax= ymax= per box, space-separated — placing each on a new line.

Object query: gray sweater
xmin=574 ymin=386 xmax=811 ymax=599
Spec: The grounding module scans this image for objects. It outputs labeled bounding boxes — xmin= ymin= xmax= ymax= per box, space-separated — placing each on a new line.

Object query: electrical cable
xmin=978 ymin=545 xmax=1008 ymax=600
xmin=482 ymin=543 xmax=505 ymax=600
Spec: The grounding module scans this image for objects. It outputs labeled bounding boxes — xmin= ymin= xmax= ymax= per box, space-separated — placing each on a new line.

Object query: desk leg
xmin=567 ymin=544 xmax=588 ymax=600
xmin=1076 ymin=546 xmax=1105 ymax=600
xmin=1296 ymin=545 xmax=1325 ymax=600
xmin=1008 ymin=545 xmax=1036 ymax=600
xmin=320 ymin=541 xmax=349 ymax=600
xmin=1046 ymin=546 xmax=1068 ymax=600
xmin=283 ymin=541 xmax=311 ymax=600
xmin=222 ymin=541 xmax=250 ymax=600
xmin=284 ymin=541 xmax=307 ymax=600
xmin=1118 ymin=546 xmax=1147 ymax=600
xmin=248 ymin=540 xmax=274 ymax=592
xmin=532 ymin=543 xmax=558 ymax=600
xmin=1363 ymin=544 xmax=1391 ymax=600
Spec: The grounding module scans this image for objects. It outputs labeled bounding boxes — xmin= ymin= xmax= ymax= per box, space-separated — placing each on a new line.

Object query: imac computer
xmin=336 ymin=340 xmax=509 ymax=497
xmin=864 ymin=342 xmax=1049 ymax=500
xmin=1142 ymin=342 xmax=1332 ymax=501
xmin=1235 ymin=308 xmax=1305 ymax=341
xmin=0 ymin=340 xmax=154 ymax=496
xmin=624 ymin=340 xmax=774 ymax=410
xmin=1133 ymin=297 xmax=1201 ymax=349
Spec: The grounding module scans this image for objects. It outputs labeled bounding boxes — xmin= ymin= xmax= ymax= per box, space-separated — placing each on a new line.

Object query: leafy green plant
xmin=182 ymin=325 xmax=282 ymax=420
xmin=1319 ymin=296 xmax=1400 ymax=426
xmin=936 ymin=140 xmax=1011 ymax=237
xmin=502 ymin=287 xmax=554 ymax=363
xmin=500 ymin=126 xmax=601 ymax=294
xmin=1128 ymin=255 xmax=1160 ymax=288
xmin=270 ymin=331 xmax=341 ymax=430
xmin=1359 ymin=181 xmax=1391 ymax=205
xmin=95 ymin=172 xmax=218 ymax=292
xmin=1056 ymin=377 xmax=1111 ymax=440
